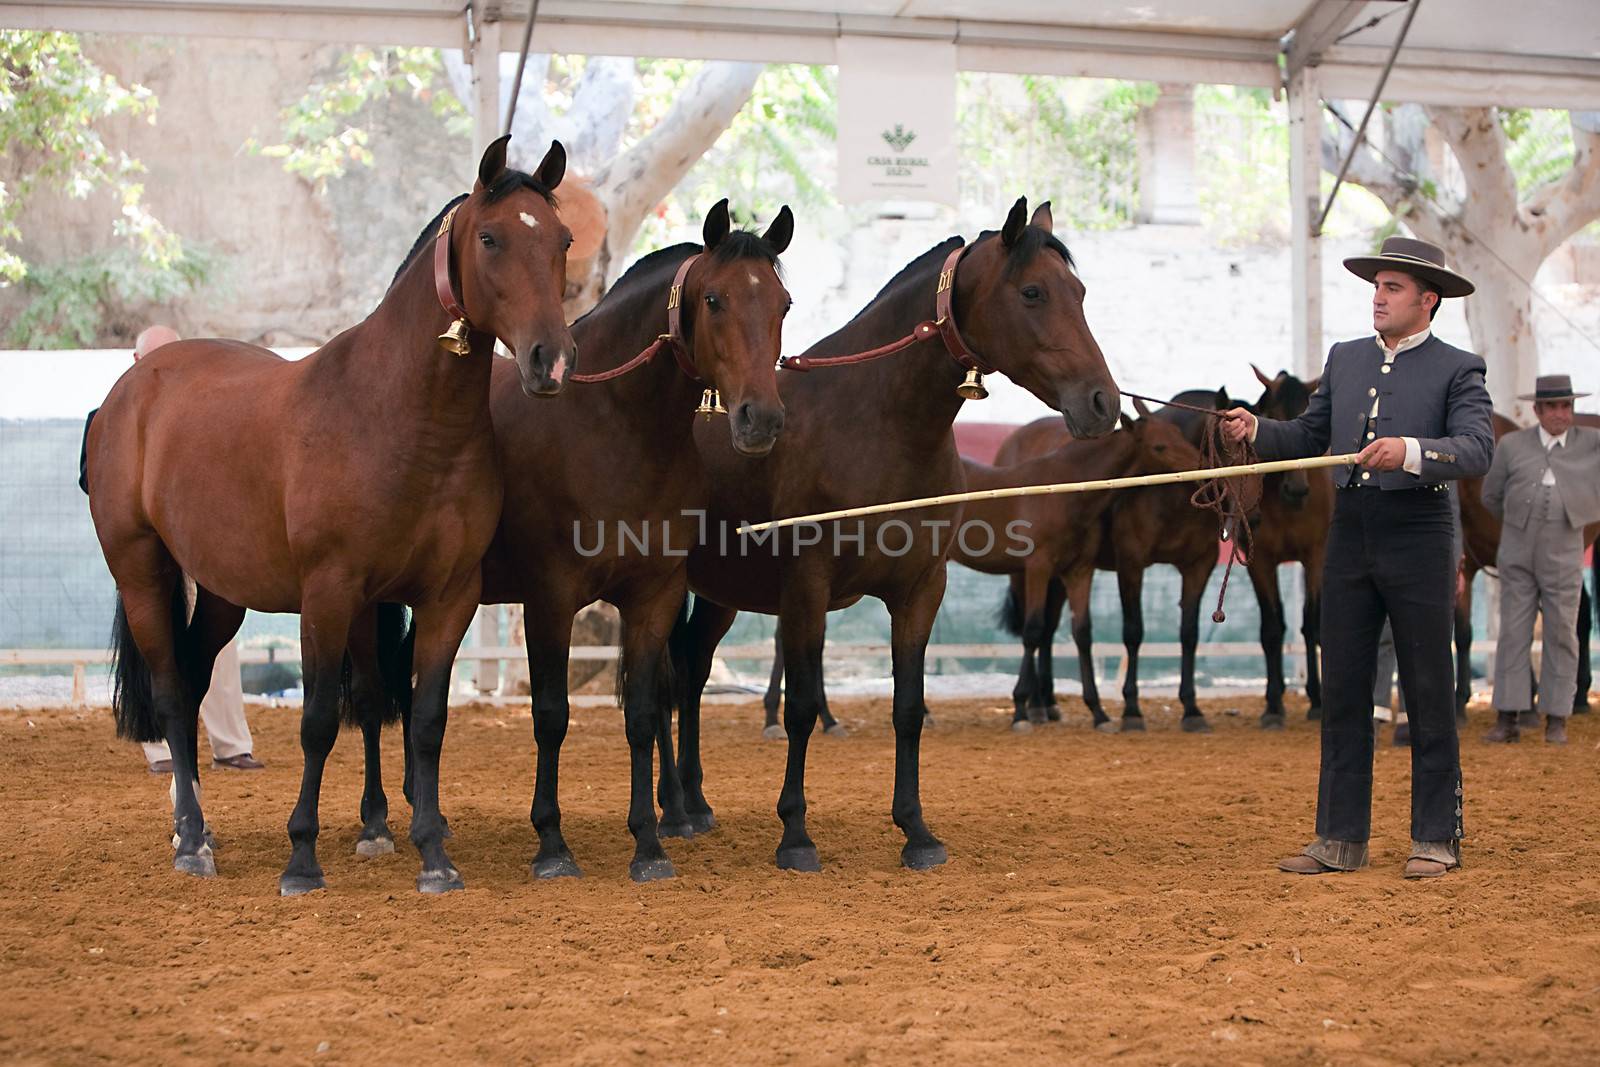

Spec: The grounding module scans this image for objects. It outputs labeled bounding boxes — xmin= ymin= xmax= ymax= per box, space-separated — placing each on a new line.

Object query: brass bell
xmin=956 ymin=368 xmax=989 ymax=400
xmin=437 ymin=318 xmax=472 ymax=356
xmin=697 ymin=388 xmax=727 ymax=418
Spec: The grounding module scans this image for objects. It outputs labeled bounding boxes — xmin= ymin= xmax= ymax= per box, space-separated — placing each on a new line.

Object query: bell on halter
xmin=697 ymin=388 xmax=727 ymax=418
xmin=956 ymin=368 xmax=989 ymax=401
xmin=437 ymin=318 xmax=472 ymax=356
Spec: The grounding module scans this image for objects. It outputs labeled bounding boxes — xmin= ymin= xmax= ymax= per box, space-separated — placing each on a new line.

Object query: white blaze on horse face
xmin=549 ymin=351 xmax=570 ymax=385
xmin=519 ymin=211 xmax=541 ymax=230
xmin=748 ymin=271 xmax=762 ymax=288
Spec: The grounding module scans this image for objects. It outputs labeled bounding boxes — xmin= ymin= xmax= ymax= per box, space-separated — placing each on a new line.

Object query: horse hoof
xmin=1027 ymin=708 xmax=1048 ymax=726
xmin=1094 ymin=720 xmax=1120 ymax=734
xmin=1010 ymin=720 xmax=1034 ymax=734
xmin=901 ymin=842 xmax=948 ymax=871
xmin=775 ymin=845 xmax=821 ymax=873
xmin=823 ymin=722 xmax=850 ymax=738
xmin=416 ymin=867 xmax=465 ymax=894
xmin=532 ymin=854 xmax=582 ymax=880
xmin=762 ymin=724 xmax=788 ymax=741
xmin=1260 ymin=713 xmax=1286 ymax=731
xmin=355 ymin=835 xmax=395 ymax=858
xmin=278 ymin=872 xmax=326 ymax=896
xmin=922 ymin=712 xmax=937 ymax=728
xmin=1121 ymin=716 xmax=1146 ymax=733
xmin=173 ymin=848 xmax=216 ymax=879
xmin=688 ymin=811 xmax=717 ymax=834
xmin=1044 ymin=705 xmax=1063 ymax=723
xmin=1306 ymin=706 xmax=1323 ymax=721
xmin=658 ymin=817 xmax=697 ymax=841
xmin=1181 ymin=716 xmax=1213 ymax=734
xmin=629 ymin=858 xmax=676 ymax=883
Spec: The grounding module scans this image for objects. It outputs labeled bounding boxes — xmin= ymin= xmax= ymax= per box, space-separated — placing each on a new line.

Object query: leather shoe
xmin=1546 ymin=716 xmax=1568 ymax=745
xmin=1392 ymin=720 xmax=1410 ymax=747
xmin=147 ymin=758 xmax=173 ymax=775
xmin=1482 ymin=711 xmax=1520 ymax=743
xmin=212 ymin=753 xmax=265 ymax=771
xmin=1277 ymin=854 xmax=1338 ymax=875
xmin=1403 ymin=858 xmax=1451 ymax=879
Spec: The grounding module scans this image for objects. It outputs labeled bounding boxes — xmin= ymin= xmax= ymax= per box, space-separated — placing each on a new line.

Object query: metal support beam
xmin=468 ymin=4 xmax=504 ymax=155
xmin=1287 ymin=64 xmax=1324 ymax=379
xmin=1281 ymin=0 xmax=1368 ymax=80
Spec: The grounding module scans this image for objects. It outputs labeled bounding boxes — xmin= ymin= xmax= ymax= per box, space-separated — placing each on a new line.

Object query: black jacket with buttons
xmin=1253 ymin=334 xmax=1494 ymax=488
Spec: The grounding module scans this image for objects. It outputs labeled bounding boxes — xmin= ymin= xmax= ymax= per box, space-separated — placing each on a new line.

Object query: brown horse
xmin=1455 ymin=411 xmax=1599 ymax=714
xmin=87 ymin=137 xmax=574 ymax=895
xmin=1244 ymin=365 xmax=1332 ymax=728
xmin=988 ymin=389 xmax=1231 ymax=733
xmin=667 ymin=199 xmax=1121 ymax=870
xmin=954 ymin=411 xmax=1201 ymax=731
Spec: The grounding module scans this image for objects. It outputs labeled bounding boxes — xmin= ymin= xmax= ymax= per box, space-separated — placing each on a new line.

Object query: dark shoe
xmin=1516 ymin=709 xmax=1540 ymax=729
xmin=147 ymin=758 xmax=173 ymax=775
xmin=1392 ymin=720 xmax=1410 ymax=747
xmin=1278 ymin=854 xmax=1338 ymax=875
xmin=213 ymin=753 xmax=265 ymax=771
xmin=1403 ymin=858 xmax=1451 ymax=879
xmin=1546 ymin=716 xmax=1568 ymax=745
xmin=1482 ymin=712 xmax=1520 ymax=744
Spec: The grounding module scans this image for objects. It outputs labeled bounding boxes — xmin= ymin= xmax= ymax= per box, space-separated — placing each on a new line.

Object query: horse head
xmin=1124 ymin=402 xmax=1203 ymax=475
xmin=1252 ymin=364 xmax=1320 ymax=507
xmin=454 ymin=136 xmax=578 ymax=397
xmin=681 ymin=199 xmax=793 ymax=456
xmin=952 ymin=199 xmax=1119 ymax=438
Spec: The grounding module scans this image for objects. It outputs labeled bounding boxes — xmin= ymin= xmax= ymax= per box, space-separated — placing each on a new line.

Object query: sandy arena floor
xmin=1 ymin=694 xmax=1597 ymax=1065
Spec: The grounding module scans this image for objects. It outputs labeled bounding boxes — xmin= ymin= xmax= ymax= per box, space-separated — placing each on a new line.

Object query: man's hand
xmin=1357 ymin=436 xmax=1407 ymax=471
xmin=1220 ymin=407 xmax=1256 ymax=444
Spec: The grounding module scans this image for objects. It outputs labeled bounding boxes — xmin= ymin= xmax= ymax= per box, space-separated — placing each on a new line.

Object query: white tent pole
xmin=468 ymin=4 xmax=504 ymax=155
xmin=1287 ymin=63 xmax=1324 ymax=380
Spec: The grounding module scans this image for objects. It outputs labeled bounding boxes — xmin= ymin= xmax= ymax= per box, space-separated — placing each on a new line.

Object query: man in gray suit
xmin=1222 ymin=236 xmax=1494 ymax=879
xmin=1481 ymin=375 xmax=1600 ymax=745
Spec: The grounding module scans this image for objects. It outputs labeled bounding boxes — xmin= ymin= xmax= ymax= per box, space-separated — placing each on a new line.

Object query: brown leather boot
xmin=1545 ymin=715 xmax=1568 ymax=745
xmin=1482 ymin=711 xmax=1520 ymax=743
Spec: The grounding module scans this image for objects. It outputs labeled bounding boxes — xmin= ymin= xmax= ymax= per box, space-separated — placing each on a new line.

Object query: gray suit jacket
xmin=1254 ymin=334 xmax=1495 ymax=488
xmin=1482 ymin=424 xmax=1600 ymax=530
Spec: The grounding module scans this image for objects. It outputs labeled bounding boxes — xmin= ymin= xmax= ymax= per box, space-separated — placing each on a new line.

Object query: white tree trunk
xmin=1449 ymin=239 xmax=1543 ymax=424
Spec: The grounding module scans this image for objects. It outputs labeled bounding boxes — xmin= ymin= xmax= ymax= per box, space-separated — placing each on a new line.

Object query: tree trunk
xmin=1449 ymin=239 xmax=1543 ymax=423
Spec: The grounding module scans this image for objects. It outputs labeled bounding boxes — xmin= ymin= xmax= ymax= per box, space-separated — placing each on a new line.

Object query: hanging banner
xmin=836 ymin=35 xmax=958 ymax=207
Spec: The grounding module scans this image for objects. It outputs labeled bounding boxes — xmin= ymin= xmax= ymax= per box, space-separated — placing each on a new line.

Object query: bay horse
xmin=354 ymin=200 xmax=794 ymax=882
xmin=86 ymin=136 xmax=575 ymax=895
xmin=668 ymin=199 xmax=1121 ymax=871
xmin=953 ymin=411 xmax=1201 ymax=731
xmin=1244 ymin=365 xmax=1331 ymax=729
xmin=1455 ymin=411 xmax=1599 ymax=715
xmin=988 ymin=389 xmax=1232 ymax=733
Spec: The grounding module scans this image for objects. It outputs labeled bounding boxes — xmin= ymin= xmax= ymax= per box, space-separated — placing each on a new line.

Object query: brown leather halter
xmin=571 ymin=253 xmax=703 ymax=384
xmin=780 ymin=244 xmax=995 ymax=376
xmin=434 ymin=202 xmax=472 ymax=333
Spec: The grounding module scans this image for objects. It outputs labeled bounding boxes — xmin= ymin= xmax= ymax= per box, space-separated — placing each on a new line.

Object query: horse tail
xmin=996 ymin=575 xmax=1025 ymax=637
xmin=109 ymin=583 xmax=190 ymax=743
xmin=374 ymin=602 xmax=414 ymax=726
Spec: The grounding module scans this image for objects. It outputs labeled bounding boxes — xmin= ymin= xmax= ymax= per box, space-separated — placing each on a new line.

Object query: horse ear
xmin=475 ymin=134 xmax=512 ymax=193
xmin=703 ymin=198 xmax=731 ymax=250
xmin=1251 ymin=363 xmax=1274 ymax=389
xmin=1132 ymin=396 xmax=1152 ymax=418
xmin=533 ymin=139 xmax=566 ymax=191
xmin=1215 ymin=387 xmax=1230 ymax=407
xmin=1029 ymin=201 xmax=1054 ymax=234
xmin=1001 ymin=197 xmax=1028 ymax=247
xmin=1119 ymin=412 xmax=1135 ymax=432
xmin=1305 ymin=376 xmax=1322 ymax=394
xmin=762 ymin=205 xmax=794 ymax=255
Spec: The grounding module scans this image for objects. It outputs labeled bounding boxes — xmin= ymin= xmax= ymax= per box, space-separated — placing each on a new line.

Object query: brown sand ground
xmin=1 ymin=694 xmax=1597 ymax=1065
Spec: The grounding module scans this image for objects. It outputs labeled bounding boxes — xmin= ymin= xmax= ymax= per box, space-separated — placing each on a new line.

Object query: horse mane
xmin=387 ymin=167 xmax=561 ymax=291
xmin=574 ymin=229 xmax=786 ymax=329
xmin=847 ymin=236 xmax=964 ymax=322
xmin=846 ymin=225 xmax=1077 ymax=325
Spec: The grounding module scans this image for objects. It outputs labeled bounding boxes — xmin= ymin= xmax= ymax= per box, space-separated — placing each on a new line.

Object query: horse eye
xmin=705 ymin=294 xmax=721 ymax=311
xmin=563 ymin=234 xmax=574 ymax=251
xmin=1154 ymin=444 xmax=1167 ymax=452
xmin=478 ymin=232 xmax=495 ymax=248
xmin=1021 ymin=285 xmax=1043 ymax=301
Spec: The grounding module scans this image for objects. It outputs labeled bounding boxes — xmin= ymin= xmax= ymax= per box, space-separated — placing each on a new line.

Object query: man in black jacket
xmin=1222 ymin=237 xmax=1494 ymax=879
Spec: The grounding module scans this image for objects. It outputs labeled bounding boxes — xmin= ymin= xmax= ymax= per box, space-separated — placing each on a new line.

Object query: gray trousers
xmin=1492 ymin=517 xmax=1585 ymax=718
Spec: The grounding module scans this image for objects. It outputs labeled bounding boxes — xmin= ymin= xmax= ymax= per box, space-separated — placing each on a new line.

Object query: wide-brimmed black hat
xmin=1517 ymin=374 xmax=1591 ymax=401
xmin=1343 ymin=236 xmax=1475 ymax=298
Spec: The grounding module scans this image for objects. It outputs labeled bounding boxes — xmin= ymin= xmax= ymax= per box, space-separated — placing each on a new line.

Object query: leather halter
xmin=571 ymin=253 xmax=703 ymax=384
xmin=434 ymin=202 xmax=472 ymax=330
xmin=781 ymin=243 xmax=994 ymax=375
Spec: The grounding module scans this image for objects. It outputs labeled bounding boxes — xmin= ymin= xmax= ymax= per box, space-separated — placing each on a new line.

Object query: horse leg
xmin=524 ymin=601 xmax=581 ymax=878
xmin=671 ymin=596 xmax=738 ymax=832
xmin=774 ymin=579 xmax=828 ymax=872
xmin=181 ymin=586 xmax=245 ymax=843
xmin=1007 ymin=573 xmax=1037 ymax=729
xmin=1116 ymin=564 xmax=1146 ymax=731
xmin=1066 ymin=569 xmax=1111 ymax=732
xmin=1575 ymin=582 xmax=1592 ymax=714
xmin=1038 ymin=576 xmax=1066 ymax=723
xmin=1176 ymin=558 xmax=1214 ymax=732
xmin=1249 ymin=561 xmax=1288 ymax=729
xmin=346 ymin=606 xmax=395 ymax=857
xmin=1454 ymin=571 xmax=1476 ymax=720
xmin=405 ymin=580 xmax=480 ymax=894
xmin=1302 ymin=555 xmax=1325 ymax=720
xmin=1020 ymin=563 xmax=1058 ymax=728
xmin=619 ymin=591 xmax=683 ymax=881
xmin=889 ymin=567 xmax=948 ymax=870
xmin=280 ymin=581 xmax=359 ymax=895
xmin=763 ymin=631 xmax=784 ymax=733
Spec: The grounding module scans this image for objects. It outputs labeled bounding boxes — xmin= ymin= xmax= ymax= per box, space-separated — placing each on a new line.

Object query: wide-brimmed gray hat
xmin=1343 ymin=236 xmax=1475 ymax=298
xmin=1518 ymin=374 xmax=1591 ymax=402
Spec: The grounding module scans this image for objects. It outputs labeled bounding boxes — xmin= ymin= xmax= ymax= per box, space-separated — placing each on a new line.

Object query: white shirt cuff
xmin=1402 ymin=436 xmax=1421 ymax=475
xmin=1248 ymin=414 xmax=1258 ymax=443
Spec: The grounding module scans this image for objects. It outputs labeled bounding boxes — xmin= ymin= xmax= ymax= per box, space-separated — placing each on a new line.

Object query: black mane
xmin=846 ymin=225 xmax=1077 ymax=324
xmin=388 ymin=167 xmax=560 ymax=290
xmin=574 ymin=229 xmax=786 ymax=330
xmin=848 ymin=236 xmax=964 ymax=322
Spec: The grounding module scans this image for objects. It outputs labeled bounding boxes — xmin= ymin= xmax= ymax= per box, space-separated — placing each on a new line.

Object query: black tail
xmin=109 ymin=584 xmax=190 ymax=743
xmin=996 ymin=577 xmax=1025 ymax=637
xmin=376 ymin=602 xmax=414 ymax=725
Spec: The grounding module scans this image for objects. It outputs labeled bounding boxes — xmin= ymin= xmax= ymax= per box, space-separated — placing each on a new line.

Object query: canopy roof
xmin=13 ymin=0 xmax=1600 ymax=108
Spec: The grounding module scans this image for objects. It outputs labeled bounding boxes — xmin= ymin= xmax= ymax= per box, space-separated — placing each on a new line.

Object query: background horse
xmin=668 ymin=198 xmax=1121 ymax=871
xmin=87 ymin=137 xmax=574 ymax=895
xmin=957 ymin=411 xmax=1201 ymax=731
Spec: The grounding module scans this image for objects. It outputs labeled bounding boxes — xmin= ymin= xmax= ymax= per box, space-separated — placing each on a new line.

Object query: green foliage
xmin=0 ymin=31 xmax=184 ymax=285
xmin=1499 ymin=107 xmax=1575 ymax=197
xmin=6 ymin=244 xmax=214 ymax=349
xmin=246 ymin=47 xmax=468 ymax=189
xmin=1194 ymin=84 xmax=1289 ymax=246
